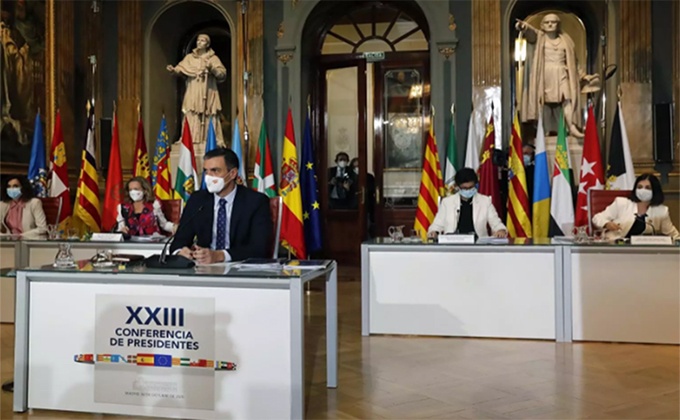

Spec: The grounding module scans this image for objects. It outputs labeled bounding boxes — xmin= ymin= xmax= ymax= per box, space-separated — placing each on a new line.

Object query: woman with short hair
xmin=116 ymin=177 xmax=175 ymax=236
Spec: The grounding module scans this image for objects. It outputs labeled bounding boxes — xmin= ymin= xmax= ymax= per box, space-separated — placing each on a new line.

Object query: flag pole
xmin=241 ymin=0 xmax=250 ymax=177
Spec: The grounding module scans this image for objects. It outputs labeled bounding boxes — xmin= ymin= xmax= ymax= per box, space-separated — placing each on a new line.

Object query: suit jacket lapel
xmin=472 ymin=195 xmax=483 ymax=236
xmin=229 ymin=186 xmax=244 ymax=242
xmin=201 ymin=193 xmax=215 ymax=247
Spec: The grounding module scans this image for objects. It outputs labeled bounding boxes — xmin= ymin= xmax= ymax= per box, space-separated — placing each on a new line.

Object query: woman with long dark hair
xmin=0 ymin=175 xmax=47 ymax=236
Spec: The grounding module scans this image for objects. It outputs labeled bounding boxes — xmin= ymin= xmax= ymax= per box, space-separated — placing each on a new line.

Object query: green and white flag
xmin=549 ymin=110 xmax=574 ymax=236
xmin=252 ymin=120 xmax=277 ymax=198
xmin=444 ymin=114 xmax=457 ymax=193
xmin=174 ymin=118 xmax=199 ymax=202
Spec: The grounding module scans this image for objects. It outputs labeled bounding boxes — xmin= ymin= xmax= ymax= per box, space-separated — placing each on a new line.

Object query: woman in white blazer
xmin=0 ymin=176 xmax=47 ymax=237
xmin=592 ymin=173 xmax=680 ymax=240
xmin=428 ymin=168 xmax=507 ymax=238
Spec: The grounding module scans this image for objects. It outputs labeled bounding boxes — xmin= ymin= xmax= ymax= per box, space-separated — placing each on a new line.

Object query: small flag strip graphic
xmin=74 ymin=354 xmax=236 ymax=371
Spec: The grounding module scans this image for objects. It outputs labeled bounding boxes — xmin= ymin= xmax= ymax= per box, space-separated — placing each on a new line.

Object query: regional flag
xmin=549 ymin=110 xmax=575 ymax=236
xmin=413 ymin=116 xmax=445 ymax=240
xmin=478 ymin=114 xmax=502 ymax=216
xmin=532 ymin=111 xmax=551 ymax=238
xmin=464 ymin=109 xmax=482 ymax=172
xmin=101 ymin=111 xmax=123 ymax=232
xmin=201 ymin=117 xmax=218 ymax=189
xmin=132 ymin=119 xmax=151 ymax=183
xmin=301 ymin=111 xmax=322 ymax=253
xmin=575 ymin=104 xmax=605 ymax=231
xmin=73 ymin=101 xmax=101 ymax=233
xmin=253 ymin=120 xmax=277 ymax=198
xmin=606 ymin=102 xmax=635 ymax=190
xmin=279 ymin=108 xmax=306 ymax=259
xmin=49 ymin=111 xmax=72 ymax=223
xmin=174 ymin=118 xmax=199 ymax=202
xmin=506 ymin=110 xmax=532 ymax=237
xmin=152 ymin=115 xmax=173 ymax=200
xmin=28 ymin=111 xmax=47 ymax=197
xmin=444 ymin=111 xmax=457 ymax=193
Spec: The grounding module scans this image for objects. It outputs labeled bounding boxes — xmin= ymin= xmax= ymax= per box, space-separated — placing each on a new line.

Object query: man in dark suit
xmin=170 ymin=148 xmax=272 ymax=263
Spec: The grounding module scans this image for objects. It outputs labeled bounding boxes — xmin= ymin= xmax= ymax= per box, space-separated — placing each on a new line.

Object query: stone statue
xmin=516 ymin=13 xmax=598 ymax=138
xmin=167 ymin=34 xmax=227 ymax=145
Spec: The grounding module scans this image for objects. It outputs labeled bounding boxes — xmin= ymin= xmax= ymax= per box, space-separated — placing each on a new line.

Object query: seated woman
xmin=592 ymin=173 xmax=680 ymax=240
xmin=427 ymin=167 xmax=508 ymax=238
xmin=116 ymin=177 xmax=175 ymax=236
xmin=0 ymin=175 xmax=47 ymax=236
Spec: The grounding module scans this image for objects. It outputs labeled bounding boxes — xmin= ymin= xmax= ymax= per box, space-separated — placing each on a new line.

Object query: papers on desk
xmin=283 ymin=260 xmax=330 ymax=270
xmin=129 ymin=233 xmax=166 ymax=243
xmin=233 ymin=258 xmax=330 ymax=272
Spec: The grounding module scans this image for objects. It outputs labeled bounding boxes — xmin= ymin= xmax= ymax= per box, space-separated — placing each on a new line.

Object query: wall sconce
xmin=514 ymin=37 xmax=526 ymax=63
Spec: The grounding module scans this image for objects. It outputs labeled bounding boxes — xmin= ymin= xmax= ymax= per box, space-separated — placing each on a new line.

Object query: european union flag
xmin=201 ymin=117 xmax=218 ymax=189
xmin=301 ymin=112 xmax=322 ymax=253
xmin=28 ymin=112 xmax=47 ymax=197
xmin=154 ymin=354 xmax=172 ymax=368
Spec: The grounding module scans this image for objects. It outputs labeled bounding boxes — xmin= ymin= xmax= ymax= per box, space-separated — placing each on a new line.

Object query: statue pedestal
xmin=544 ymin=135 xmax=583 ymax=181
xmin=169 ymin=142 xmax=206 ymax=187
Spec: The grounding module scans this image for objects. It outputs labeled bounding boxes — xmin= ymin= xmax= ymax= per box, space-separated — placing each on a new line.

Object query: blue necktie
xmin=216 ymin=198 xmax=227 ymax=249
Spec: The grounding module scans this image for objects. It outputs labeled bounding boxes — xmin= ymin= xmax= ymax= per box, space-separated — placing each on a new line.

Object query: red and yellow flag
xmin=414 ymin=119 xmax=445 ymax=239
xmin=49 ymin=110 xmax=72 ymax=225
xmin=279 ymin=108 xmax=306 ymax=259
xmin=73 ymin=101 xmax=101 ymax=233
xmin=506 ymin=111 xmax=532 ymax=237
xmin=478 ymin=115 xmax=502 ymax=216
xmin=101 ymin=111 xmax=123 ymax=232
xmin=133 ymin=119 xmax=151 ymax=183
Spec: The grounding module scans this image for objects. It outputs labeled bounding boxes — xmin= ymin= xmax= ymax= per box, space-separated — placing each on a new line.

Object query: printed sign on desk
xmin=94 ymin=295 xmax=215 ymax=409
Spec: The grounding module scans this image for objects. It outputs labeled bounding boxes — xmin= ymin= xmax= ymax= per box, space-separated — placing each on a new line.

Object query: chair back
xmin=588 ymin=189 xmax=630 ymax=231
xmin=269 ymin=196 xmax=282 ymax=258
xmin=40 ymin=197 xmax=62 ymax=226
xmin=159 ymin=199 xmax=183 ymax=224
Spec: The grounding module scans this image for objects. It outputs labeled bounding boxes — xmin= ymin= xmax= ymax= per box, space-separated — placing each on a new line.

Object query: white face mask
xmin=129 ymin=190 xmax=144 ymax=202
xmin=337 ymin=161 xmax=348 ymax=169
xmin=205 ymin=174 xmax=226 ymax=193
xmin=635 ymin=188 xmax=653 ymax=202
xmin=353 ymin=167 xmax=359 ymax=175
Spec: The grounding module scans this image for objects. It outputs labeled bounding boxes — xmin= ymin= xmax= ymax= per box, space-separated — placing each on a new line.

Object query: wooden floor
xmin=1 ymin=267 xmax=678 ymax=419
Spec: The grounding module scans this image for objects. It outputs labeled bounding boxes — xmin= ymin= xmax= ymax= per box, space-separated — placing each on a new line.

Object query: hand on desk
xmin=493 ymin=229 xmax=508 ymax=238
xmin=427 ymin=231 xmax=439 ymax=239
xmin=191 ymin=246 xmax=224 ymax=265
xmin=605 ymin=222 xmax=621 ymax=232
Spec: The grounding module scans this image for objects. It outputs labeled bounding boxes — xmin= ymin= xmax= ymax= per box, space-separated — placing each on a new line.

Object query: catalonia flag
xmin=506 ymin=110 xmax=532 ymax=237
xmin=414 ymin=115 xmax=445 ymax=239
xmin=73 ymin=101 xmax=101 ymax=233
xmin=301 ymin=111 xmax=322 ymax=253
xmin=279 ymin=108 xmax=306 ymax=259
xmin=152 ymin=115 xmax=173 ymax=200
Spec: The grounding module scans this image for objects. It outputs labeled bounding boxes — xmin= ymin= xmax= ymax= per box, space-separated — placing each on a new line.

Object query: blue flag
xmin=301 ymin=112 xmax=322 ymax=253
xmin=202 ymin=117 xmax=218 ymax=189
xmin=232 ymin=118 xmax=246 ymax=184
xmin=28 ymin=112 xmax=47 ymax=197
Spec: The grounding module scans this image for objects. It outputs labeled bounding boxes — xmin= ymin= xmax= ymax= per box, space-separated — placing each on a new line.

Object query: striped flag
xmin=444 ymin=112 xmax=457 ymax=192
xmin=132 ymin=119 xmax=151 ymax=183
xmin=575 ymin=104 xmax=604 ymax=230
xmin=28 ymin=112 xmax=47 ymax=197
xmin=506 ymin=110 xmax=532 ymax=237
xmin=49 ymin=111 xmax=72 ymax=224
xmin=279 ymin=108 xmax=306 ymax=259
xmin=73 ymin=101 xmax=101 ymax=233
xmin=606 ymin=102 xmax=635 ymax=190
xmin=549 ymin=110 xmax=575 ymax=236
xmin=174 ymin=117 xmax=199 ymax=202
xmin=232 ymin=117 xmax=246 ymax=184
xmin=532 ymin=112 xmax=551 ymax=238
xmin=414 ymin=118 xmax=445 ymax=240
xmin=101 ymin=111 xmax=123 ymax=232
xmin=152 ymin=115 xmax=173 ymax=200
xmin=201 ymin=117 xmax=218 ymax=189
xmin=253 ymin=120 xmax=277 ymax=197
xmin=478 ymin=115 xmax=502 ymax=216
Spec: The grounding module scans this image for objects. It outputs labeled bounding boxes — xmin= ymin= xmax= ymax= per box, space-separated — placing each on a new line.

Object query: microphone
xmin=145 ymin=204 xmax=205 ymax=269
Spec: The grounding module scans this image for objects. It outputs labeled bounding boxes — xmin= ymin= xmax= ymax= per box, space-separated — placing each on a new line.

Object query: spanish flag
xmin=73 ymin=101 xmax=101 ymax=233
xmin=414 ymin=116 xmax=445 ymax=239
xmin=506 ymin=110 xmax=532 ymax=238
xmin=279 ymin=108 xmax=306 ymax=259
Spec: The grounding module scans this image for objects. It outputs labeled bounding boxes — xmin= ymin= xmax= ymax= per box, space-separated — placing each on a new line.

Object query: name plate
xmin=437 ymin=234 xmax=475 ymax=244
xmin=630 ymin=235 xmax=673 ymax=246
xmin=90 ymin=233 xmax=124 ymax=242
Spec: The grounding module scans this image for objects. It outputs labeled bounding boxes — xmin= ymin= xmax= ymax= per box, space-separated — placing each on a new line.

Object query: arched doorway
xmin=144 ymin=0 xmax=234 ymax=143
xmin=305 ymin=1 xmax=431 ymax=264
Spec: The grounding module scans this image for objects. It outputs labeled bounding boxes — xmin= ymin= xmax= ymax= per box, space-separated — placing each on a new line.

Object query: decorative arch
xmin=143 ymin=0 xmax=237 ymax=142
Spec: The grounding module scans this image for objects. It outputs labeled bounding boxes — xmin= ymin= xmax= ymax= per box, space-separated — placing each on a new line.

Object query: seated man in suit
xmin=427 ymin=167 xmax=508 ymax=238
xmin=170 ymin=148 xmax=273 ymax=263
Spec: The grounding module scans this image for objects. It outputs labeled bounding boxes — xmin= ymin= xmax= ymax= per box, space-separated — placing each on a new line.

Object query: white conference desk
xmin=362 ymin=239 xmax=680 ymax=344
xmin=14 ymin=260 xmax=337 ymax=419
xmin=1 ymin=238 xmax=165 ymax=323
